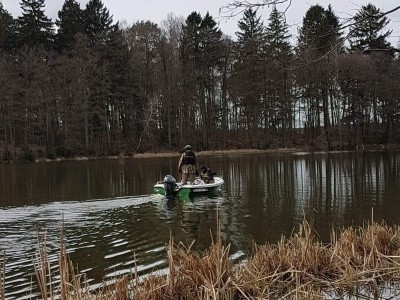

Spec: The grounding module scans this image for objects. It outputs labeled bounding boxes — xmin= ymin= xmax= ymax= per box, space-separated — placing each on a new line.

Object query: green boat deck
xmin=153 ymin=177 xmax=224 ymax=198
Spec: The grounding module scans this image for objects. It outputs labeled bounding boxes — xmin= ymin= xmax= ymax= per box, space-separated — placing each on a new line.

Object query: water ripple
xmin=0 ymin=195 xmax=163 ymax=299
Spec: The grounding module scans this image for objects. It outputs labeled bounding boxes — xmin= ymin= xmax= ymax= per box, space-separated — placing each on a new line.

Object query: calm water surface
xmin=1 ymin=150 xmax=400 ymax=298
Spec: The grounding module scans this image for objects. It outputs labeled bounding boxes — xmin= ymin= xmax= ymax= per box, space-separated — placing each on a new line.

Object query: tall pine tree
xmin=297 ymin=5 xmax=341 ymax=148
xmin=198 ymin=12 xmax=223 ymax=148
xmin=0 ymin=3 xmax=17 ymax=51
xmin=179 ymin=12 xmax=223 ymax=148
xmin=180 ymin=12 xmax=202 ymax=69
xmin=236 ymin=8 xmax=264 ymax=44
xmin=231 ymin=8 xmax=265 ymax=146
xmin=56 ymin=0 xmax=84 ymax=52
xmin=17 ymin=0 xmax=54 ymax=49
xmin=298 ymin=4 xmax=340 ymax=54
xmin=83 ymin=0 xmax=113 ymax=44
xmin=349 ymin=3 xmax=392 ymax=52
xmin=265 ymin=6 xmax=293 ymax=141
xmin=105 ymin=25 xmax=136 ymax=152
xmin=266 ymin=6 xmax=291 ymax=58
xmin=179 ymin=12 xmax=202 ymax=144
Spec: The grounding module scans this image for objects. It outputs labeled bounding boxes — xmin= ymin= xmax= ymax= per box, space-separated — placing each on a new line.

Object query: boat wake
xmin=0 ymin=194 xmax=164 ymax=299
xmin=0 ymin=194 xmax=162 ymax=224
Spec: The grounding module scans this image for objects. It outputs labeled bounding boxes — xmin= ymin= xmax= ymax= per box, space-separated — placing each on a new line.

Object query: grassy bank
xmin=3 ymin=220 xmax=400 ymax=299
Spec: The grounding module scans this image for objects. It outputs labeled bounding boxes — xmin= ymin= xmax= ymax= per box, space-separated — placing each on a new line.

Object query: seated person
xmin=200 ymin=166 xmax=216 ymax=183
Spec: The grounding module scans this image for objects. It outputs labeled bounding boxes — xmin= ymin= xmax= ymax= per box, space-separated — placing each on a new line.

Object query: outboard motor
xmin=163 ymin=175 xmax=177 ymax=198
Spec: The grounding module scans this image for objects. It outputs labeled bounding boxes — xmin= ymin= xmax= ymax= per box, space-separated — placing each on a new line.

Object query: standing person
xmin=178 ymin=145 xmax=198 ymax=185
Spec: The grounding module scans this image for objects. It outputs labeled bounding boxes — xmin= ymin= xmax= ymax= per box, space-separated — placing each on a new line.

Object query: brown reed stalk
xmin=58 ymin=221 xmax=93 ymax=300
xmin=58 ymin=232 xmax=90 ymax=300
xmin=167 ymin=231 xmax=175 ymax=295
xmin=59 ymin=217 xmax=68 ymax=300
xmin=171 ymin=210 xmax=233 ymax=299
xmin=34 ymin=231 xmax=53 ymax=299
xmin=0 ymin=250 xmax=5 ymax=300
xmin=133 ymin=206 xmax=236 ymax=300
xmin=95 ymin=275 xmax=130 ymax=300
xmin=33 ymin=219 xmax=94 ymax=300
xmin=133 ymin=252 xmax=138 ymax=287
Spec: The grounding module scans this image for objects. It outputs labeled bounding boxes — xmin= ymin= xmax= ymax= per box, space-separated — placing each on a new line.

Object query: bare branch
xmin=377 ymin=5 xmax=400 ymax=17
xmin=134 ymin=95 xmax=158 ymax=153
xmin=220 ymin=1 xmax=400 ymax=69
xmin=220 ymin=2 xmax=400 ymax=26
xmin=220 ymin=0 xmax=291 ymax=18
xmin=289 ymin=5 xmax=400 ymax=69
xmin=222 ymin=1 xmax=400 ymax=18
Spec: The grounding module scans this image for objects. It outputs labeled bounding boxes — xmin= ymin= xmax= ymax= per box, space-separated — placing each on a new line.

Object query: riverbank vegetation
xmin=1 ymin=1 xmax=400 ymax=162
xmin=3 ymin=220 xmax=400 ymax=299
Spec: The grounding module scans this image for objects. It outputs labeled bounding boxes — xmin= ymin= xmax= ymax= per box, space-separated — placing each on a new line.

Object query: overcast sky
xmin=2 ymin=0 xmax=400 ymax=45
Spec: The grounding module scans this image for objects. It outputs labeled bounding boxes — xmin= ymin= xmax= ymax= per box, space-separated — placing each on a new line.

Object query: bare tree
xmin=159 ymin=14 xmax=184 ymax=149
xmin=134 ymin=95 xmax=158 ymax=153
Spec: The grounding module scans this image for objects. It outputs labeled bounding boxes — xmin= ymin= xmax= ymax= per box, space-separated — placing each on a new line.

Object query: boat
xmin=153 ymin=175 xmax=224 ymax=198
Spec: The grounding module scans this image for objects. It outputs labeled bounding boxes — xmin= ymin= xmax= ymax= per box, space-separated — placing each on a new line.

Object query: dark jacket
xmin=178 ymin=150 xmax=198 ymax=174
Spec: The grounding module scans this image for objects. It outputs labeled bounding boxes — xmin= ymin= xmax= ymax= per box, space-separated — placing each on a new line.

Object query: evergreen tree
xmin=199 ymin=13 xmax=222 ymax=70
xmin=0 ymin=3 xmax=17 ymax=51
xmin=349 ymin=3 xmax=392 ymax=52
xmin=231 ymin=8 xmax=266 ymax=146
xmin=180 ymin=12 xmax=202 ymax=66
xmin=179 ymin=12 xmax=202 ymax=143
xmin=83 ymin=0 xmax=113 ymax=44
xmin=179 ymin=12 xmax=223 ymax=148
xmin=299 ymin=4 xmax=340 ymax=54
xmin=198 ymin=12 xmax=223 ymax=148
xmin=180 ymin=11 xmax=223 ymax=70
xmin=297 ymin=5 xmax=341 ymax=148
xmin=236 ymin=8 xmax=264 ymax=43
xmin=346 ymin=4 xmax=393 ymax=145
xmin=104 ymin=24 xmax=136 ymax=151
xmin=234 ymin=8 xmax=265 ymax=65
xmin=265 ymin=6 xmax=293 ymax=140
xmin=266 ymin=6 xmax=291 ymax=57
xmin=56 ymin=0 xmax=84 ymax=52
xmin=17 ymin=0 xmax=54 ymax=49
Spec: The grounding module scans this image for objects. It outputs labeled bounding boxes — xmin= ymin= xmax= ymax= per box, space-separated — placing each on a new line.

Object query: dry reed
xmin=234 ymin=220 xmax=336 ymax=299
xmin=0 ymin=250 xmax=5 ymax=300
xmin=134 ymin=220 xmax=234 ymax=299
xmin=4 ymin=219 xmax=400 ymax=299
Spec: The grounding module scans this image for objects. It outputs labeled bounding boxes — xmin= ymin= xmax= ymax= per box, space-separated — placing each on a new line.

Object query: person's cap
xmin=184 ymin=145 xmax=192 ymax=150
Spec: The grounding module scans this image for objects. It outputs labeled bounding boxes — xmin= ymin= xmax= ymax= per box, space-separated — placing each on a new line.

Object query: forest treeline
xmin=0 ymin=0 xmax=399 ymax=161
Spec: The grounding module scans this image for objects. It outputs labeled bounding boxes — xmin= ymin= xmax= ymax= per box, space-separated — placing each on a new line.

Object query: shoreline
xmin=31 ymin=148 xmax=296 ymax=163
xmin=0 ymin=144 xmax=398 ymax=164
xmin=132 ymin=148 xmax=297 ymax=158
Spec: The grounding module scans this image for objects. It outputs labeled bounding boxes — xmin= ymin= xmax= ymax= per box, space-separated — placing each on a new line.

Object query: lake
xmin=1 ymin=150 xmax=400 ymax=299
